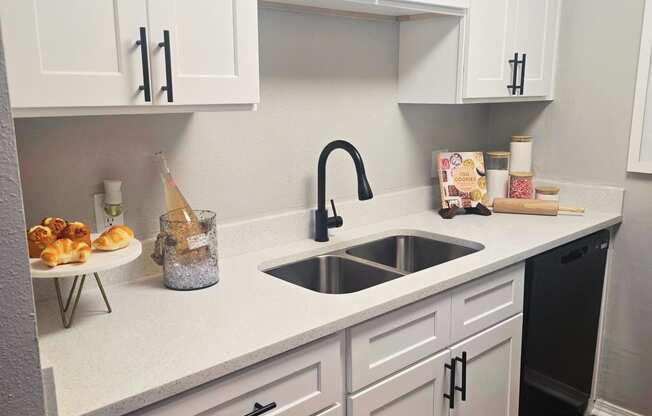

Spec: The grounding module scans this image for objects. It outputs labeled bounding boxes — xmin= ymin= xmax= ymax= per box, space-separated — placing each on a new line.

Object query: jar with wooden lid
xmin=486 ymin=151 xmax=510 ymax=205
xmin=510 ymin=135 xmax=533 ymax=172
xmin=509 ymin=171 xmax=534 ymax=199
xmin=535 ymin=185 xmax=560 ymax=201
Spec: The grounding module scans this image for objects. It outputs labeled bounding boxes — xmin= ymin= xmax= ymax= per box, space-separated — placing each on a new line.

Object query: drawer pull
xmin=454 ymin=351 xmax=467 ymax=401
xmin=444 ymin=358 xmax=456 ymax=409
xmin=245 ymin=402 xmax=277 ymax=416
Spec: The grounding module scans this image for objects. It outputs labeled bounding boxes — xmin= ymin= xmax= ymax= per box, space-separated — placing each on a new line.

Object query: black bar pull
xmin=518 ymin=53 xmax=527 ymax=95
xmin=158 ymin=30 xmax=173 ymax=102
xmin=454 ymin=352 xmax=468 ymax=401
xmin=244 ymin=402 xmax=276 ymax=416
xmin=136 ymin=27 xmax=151 ymax=102
xmin=508 ymin=52 xmax=519 ymax=95
xmin=444 ymin=358 xmax=457 ymax=409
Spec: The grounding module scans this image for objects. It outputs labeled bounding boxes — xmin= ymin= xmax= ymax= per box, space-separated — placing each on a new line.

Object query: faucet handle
xmin=328 ymin=199 xmax=343 ymax=228
xmin=330 ymin=199 xmax=338 ymax=217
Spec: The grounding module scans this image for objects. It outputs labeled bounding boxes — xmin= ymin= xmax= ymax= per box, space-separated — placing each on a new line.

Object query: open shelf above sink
xmin=260 ymin=0 xmax=468 ymax=19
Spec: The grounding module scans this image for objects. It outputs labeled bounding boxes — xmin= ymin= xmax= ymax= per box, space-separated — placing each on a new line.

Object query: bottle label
xmin=187 ymin=233 xmax=209 ymax=250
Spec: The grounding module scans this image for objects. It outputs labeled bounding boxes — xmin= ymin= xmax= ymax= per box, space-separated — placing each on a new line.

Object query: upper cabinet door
xmin=147 ymin=0 xmax=260 ymax=106
xmin=0 ymin=0 xmax=150 ymax=108
xmin=463 ymin=0 xmax=518 ymax=99
xmin=514 ymin=0 xmax=560 ymax=97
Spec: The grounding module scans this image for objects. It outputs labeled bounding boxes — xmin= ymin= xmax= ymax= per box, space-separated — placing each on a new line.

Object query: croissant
xmin=41 ymin=217 xmax=68 ymax=237
xmin=59 ymin=222 xmax=91 ymax=246
xmin=27 ymin=225 xmax=56 ymax=258
xmin=40 ymin=239 xmax=91 ymax=268
xmin=93 ymin=225 xmax=134 ymax=251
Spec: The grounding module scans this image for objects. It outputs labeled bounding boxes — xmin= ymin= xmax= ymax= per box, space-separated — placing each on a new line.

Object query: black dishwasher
xmin=520 ymin=229 xmax=610 ymax=416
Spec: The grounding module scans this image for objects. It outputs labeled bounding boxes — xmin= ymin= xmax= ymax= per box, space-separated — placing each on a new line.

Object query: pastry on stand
xmin=30 ymin=230 xmax=141 ymax=329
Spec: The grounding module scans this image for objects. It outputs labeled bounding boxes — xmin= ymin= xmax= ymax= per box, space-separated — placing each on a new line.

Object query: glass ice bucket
xmin=152 ymin=210 xmax=219 ymax=290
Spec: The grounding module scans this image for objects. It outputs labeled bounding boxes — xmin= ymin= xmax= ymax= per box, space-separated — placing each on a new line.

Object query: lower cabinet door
xmin=348 ymin=350 xmax=451 ymax=416
xmin=449 ymin=314 xmax=523 ymax=416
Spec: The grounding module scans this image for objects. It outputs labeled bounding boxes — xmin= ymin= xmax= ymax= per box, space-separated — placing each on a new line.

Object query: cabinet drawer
xmin=347 ymin=349 xmax=450 ymax=416
xmin=347 ymin=292 xmax=451 ymax=392
xmin=315 ymin=404 xmax=344 ymax=416
xmin=132 ymin=335 xmax=344 ymax=416
xmin=451 ymin=262 xmax=524 ymax=343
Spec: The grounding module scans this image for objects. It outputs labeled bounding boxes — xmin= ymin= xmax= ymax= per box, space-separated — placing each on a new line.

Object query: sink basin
xmin=265 ymin=255 xmax=402 ymax=294
xmin=346 ymin=235 xmax=478 ymax=273
xmin=262 ymin=232 xmax=483 ymax=294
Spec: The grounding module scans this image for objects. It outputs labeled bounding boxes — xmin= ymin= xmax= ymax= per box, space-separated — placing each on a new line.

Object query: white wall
xmin=488 ymin=0 xmax=652 ymax=413
xmin=14 ymin=8 xmax=490 ymax=240
xmin=0 ymin=28 xmax=45 ymax=416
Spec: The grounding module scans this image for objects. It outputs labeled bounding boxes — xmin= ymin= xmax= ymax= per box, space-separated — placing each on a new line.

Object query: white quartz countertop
xmin=36 ymin=209 xmax=622 ymax=416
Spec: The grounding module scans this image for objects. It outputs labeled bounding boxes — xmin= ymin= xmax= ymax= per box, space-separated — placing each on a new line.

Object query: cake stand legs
xmin=94 ymin=272 xmax=112 ymax=314
xmin=54 ymin=275 xmax=86 ymax=329
xmin=53 ymin=273 xmax=112 ymax=329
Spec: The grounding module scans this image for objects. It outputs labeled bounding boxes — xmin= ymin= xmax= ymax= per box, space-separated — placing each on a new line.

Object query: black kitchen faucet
xmin=314 ymin=140 xmax=373 ymax=242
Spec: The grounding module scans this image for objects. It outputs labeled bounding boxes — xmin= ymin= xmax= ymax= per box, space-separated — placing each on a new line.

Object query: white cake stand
xmin=30 ymin=235 xmax=142 ymax=328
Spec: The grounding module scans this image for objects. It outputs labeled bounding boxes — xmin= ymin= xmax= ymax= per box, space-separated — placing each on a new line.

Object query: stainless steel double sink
xmin=263 ymin=232 xmax=484 ymax=294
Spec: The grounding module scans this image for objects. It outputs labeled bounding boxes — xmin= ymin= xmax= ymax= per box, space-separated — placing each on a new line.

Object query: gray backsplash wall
xmin=489 ymin=0 xmax=652 ymax=413
xmin=15 ymin=8 xmax=490 ymax=240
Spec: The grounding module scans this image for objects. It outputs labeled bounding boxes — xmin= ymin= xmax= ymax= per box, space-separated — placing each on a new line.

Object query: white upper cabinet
xmin=513 ymin=0 xmax=560 ymax=97
xmin=147 ymin=0 xmax=259 ymax=106
xmin=463 ymin=0 xmax=518 ymax=98
xmin=0 ymin=1 xmax=149 ymax=109
xmin=0 ymin=0 xmax=260 ymax=117
xmin=399 ymin=0 xmax=561 ymax=103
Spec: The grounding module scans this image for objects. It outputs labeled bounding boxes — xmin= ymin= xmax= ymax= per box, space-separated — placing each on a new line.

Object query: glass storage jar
xmin=486 ymin=151 xmax=511 ymax=206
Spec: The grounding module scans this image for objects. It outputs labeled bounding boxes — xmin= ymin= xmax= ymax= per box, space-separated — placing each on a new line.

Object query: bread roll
xmin=93 ymin=225 xmax=134 ymax=251
xmin=41 ymin=217 xmax=68 ymax=237
xmin=59 ymin=222 xmax=91 ymax=246
xmin=27 ymin=225 xmax=56 ymax=258
xmin=40 ymin=239 xmax=91 ymax=267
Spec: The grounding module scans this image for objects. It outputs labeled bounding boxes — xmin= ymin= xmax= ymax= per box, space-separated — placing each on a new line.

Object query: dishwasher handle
xmin=561 ymin=246 xmax=589 ymax=264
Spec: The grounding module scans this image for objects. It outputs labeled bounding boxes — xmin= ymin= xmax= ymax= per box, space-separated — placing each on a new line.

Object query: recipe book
xmin=436 ymin=151 xmax=488 ymax=209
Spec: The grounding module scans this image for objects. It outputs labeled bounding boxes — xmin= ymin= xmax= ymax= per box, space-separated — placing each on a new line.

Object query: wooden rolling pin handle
xmin=493 ymin=198 xmax=586 ymax=216
xmin=559 ymin=205 xmax=586 ymax=214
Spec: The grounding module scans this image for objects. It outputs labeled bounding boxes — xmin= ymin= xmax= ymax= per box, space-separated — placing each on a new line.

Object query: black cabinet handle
xmin=244 ymin=402 xmax=276 ymax=416
xmin=444 ymin=358 xmax=456 ymax=409
xmin=454 ymin=352 xmax=467 ymax=401
xmin=518 ymin=53 xmax=527 ymax=95
xmin=158 ymin=30 xmax=174 ymax=102
xmin=136 ymin=27 xmax=151 ymax=102
xmin=508 ymin=52 xmax=519 ymax=95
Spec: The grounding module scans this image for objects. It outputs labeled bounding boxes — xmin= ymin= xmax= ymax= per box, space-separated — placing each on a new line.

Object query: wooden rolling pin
xmin=493 ymin=198 xmax=585 ymax=216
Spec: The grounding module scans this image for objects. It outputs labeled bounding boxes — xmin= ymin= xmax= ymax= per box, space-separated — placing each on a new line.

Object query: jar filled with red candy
xmin=509 ymin=172 xmax=534 ymax=199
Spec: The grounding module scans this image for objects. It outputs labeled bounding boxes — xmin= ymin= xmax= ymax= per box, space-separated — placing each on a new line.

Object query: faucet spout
xmin=315 ymin=140 xmax=373 ymax=242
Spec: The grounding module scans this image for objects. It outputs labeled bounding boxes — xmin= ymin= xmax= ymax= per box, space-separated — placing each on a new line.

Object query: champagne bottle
xmin=156 ymin=151 xmax=199 ymax=223
xmin=155 ymin=152 xmax=206 ymax=257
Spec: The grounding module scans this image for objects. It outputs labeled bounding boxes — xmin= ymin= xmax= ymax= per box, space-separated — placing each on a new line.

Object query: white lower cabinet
xmin=348 ymin=350 xmax=451 ymax=416
xmin=347 ymin=314 xmax=523 ymax=416
xmin=130 ymin=264 xmax=525 ymax=416
xmin=449 ymin=314 xmax=523 ymax=416
xmin=347 ymin=291 xmax=451 ymax=392
xmin=131 ymin=334 xmax=344 ymax=416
